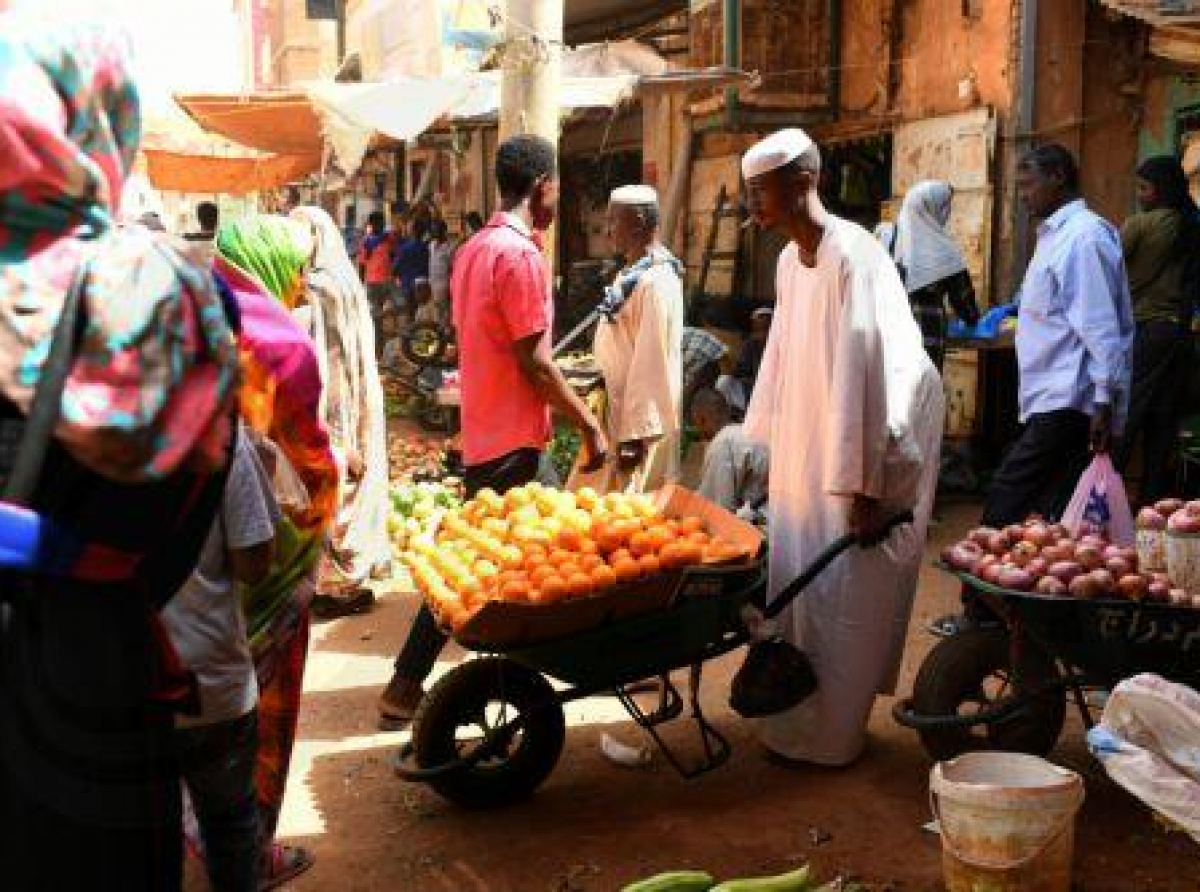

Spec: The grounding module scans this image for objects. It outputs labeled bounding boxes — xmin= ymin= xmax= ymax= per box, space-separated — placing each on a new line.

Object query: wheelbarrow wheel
xmin=412 ymin=657 xmax=565 ymax=808
xmin=910 ymin=627 xmax=1065 ymax=762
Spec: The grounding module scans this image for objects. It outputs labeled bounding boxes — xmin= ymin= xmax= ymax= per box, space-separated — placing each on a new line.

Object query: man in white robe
xmin=740 ymin=129 xmax=945 ymax=766
xmin=571 ymin=186 xmax=684 ymax=494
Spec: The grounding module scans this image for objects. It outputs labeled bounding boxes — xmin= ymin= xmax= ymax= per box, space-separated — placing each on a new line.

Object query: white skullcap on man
xmin=741 ymin=128 xmax=815 ymax=180
xmin=609 ymin=184 xmax=658 ymax=206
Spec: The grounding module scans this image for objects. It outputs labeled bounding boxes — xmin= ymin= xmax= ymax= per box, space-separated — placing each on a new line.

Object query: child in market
xmin=162 ymin=424 xmax=296 ymax=891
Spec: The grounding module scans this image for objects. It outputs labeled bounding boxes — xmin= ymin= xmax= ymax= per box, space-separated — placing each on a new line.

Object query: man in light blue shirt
xmin=933 ymin=144 xmax=1133 ymax=637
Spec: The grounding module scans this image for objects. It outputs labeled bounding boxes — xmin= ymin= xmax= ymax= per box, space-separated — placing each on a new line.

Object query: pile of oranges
xmin=404 ymin=482 xmax=744 ymax=631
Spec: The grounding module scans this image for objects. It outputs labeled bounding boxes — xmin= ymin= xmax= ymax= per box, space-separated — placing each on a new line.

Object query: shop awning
xmin=175 ymin=93 xmax=325 ymax=156
xmin=142 ymin=150 xmax=322 ymax=194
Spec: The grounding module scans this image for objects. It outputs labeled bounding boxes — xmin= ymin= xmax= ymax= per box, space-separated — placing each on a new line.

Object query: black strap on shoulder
xmin=2 ymin=256 xmax=89 ymax=506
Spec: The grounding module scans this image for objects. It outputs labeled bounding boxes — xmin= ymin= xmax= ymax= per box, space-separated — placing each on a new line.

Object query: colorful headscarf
xmin=0 ymin=21 xmax=238 ymax=480
xmin=213 ymin=253 xmax=336 ymax=534
xmin=216 ymin=216 xmax=313 ymax=308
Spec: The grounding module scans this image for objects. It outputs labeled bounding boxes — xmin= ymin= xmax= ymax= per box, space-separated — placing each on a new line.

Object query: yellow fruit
xmin=474 ymin=559 xmax=500 ymax=580
xmin=481 ymin=517 xmax=509 ymax=539
xmin=630 ymin=494 xmax=658 ymax=518
xmin=499 ymin=545 xmax=524 ymax=570
xmin=509 ymin=505 xmax=541 ymax=527
xmin=576 ymin=486 xmax=600 ymax=511
xmin=563 ymin=509 xmax=593 ymax=534
xmin=504 ymin=487 xmax=534 ymax=512
xmin=610 ymin=502 xmax=636 ymax=520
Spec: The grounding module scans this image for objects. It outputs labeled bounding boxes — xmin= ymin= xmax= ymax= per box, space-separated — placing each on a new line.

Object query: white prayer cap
xmin=741 ymin=128 xmax=815 ymax=180
xmin=609 ymin=184 xmax=659 ymax=206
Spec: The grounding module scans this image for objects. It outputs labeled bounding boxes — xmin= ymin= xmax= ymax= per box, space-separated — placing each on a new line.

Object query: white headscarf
xmin=891 ymin=180 xmax=967 ymax=293
xmin=290 ymin=205 xmax=392 ymax=581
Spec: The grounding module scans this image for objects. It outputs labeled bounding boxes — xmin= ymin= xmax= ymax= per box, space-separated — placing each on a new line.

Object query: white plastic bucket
xmin=931 ymin=752 xmax=1085 ymax=892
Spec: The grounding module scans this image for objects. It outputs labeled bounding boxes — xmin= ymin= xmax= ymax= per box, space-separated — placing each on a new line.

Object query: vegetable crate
xmin=894 ymin=567 xmax=1200 ymax=761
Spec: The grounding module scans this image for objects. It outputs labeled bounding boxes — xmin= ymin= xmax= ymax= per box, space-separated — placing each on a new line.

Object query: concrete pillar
xmin=499 ymin=0 xmax=563 ymax=265
xmin=499 ymin=0 xmax=563 ymax=144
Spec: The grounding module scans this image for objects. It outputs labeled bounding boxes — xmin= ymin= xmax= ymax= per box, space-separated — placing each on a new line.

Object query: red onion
xmin=1048 ymin=561 xmax=1084 ymax=583
xmin=1089 ymin=569 xmax=1116 ymax=594
xmin=1075 ymin=544 xmax=1104 ymax=571
xmin=1117 ymin=574 xmax=1149 ymax=601
xmin=1069 ymin=575 xmax=1100 ymax=600
xmin=1105 ymin=557 xmax=1132 ymax=578
xmin=969 ymin=527 xmax=998 ymax=548
xmin=1010 ymin=541 xmax=1040 ymax=568
xmin=985 ymin=531 xmax=1010 ymax=556
xmin=1155 ymin=498 xmax=1185 ymax=516
xmin=1147 ymin=581 xmax=1171 ymax=603
xmin=997 ymin=566 xmax=1035 ymax=591
xmin=1023 ymin=523 xmax=1052 ymax=548
xmin=1137 ymin=508 xmax=1167 ymax=531
xmin=943 ymin=542 xmax=983 ymax=573
xmin=1036 ymin=576 xmax=1067 ymax=596
xmin=1169 ymin=510 xmax=1200 ymax=534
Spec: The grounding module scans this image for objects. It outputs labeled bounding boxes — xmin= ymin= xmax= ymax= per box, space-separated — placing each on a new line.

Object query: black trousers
xmin=393 ymin=448 xmax=542 ymax=683
xmin=1114 ymin=321 xmax=1190 ymax=505
xmin=981 ymin=409 xmax=1091 ymax=527
xmin=962 ymin=410 xmax=1091 ymax=621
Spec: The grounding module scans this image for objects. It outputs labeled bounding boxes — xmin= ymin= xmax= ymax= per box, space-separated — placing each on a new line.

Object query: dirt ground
xmin=266 ymin=502 xmax=1200 ymax=892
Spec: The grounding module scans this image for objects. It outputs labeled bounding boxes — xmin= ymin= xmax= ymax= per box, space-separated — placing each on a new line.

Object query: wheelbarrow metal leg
xmin=613 ymin=671 xmax=730 ymax=780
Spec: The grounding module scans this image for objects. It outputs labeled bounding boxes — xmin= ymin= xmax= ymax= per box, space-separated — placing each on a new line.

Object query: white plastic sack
xmin=1062 ymin=453 xmax=1135 ymax=546
xmin=1087 ymin=673 xmax=1200 ymax=844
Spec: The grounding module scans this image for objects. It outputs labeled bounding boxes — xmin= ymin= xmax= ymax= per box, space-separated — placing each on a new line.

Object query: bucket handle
xmin=930 ymin=783 xmax=1086 ymax=872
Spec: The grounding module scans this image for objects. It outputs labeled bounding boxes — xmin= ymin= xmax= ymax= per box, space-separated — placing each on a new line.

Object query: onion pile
xmin=942 ymin=516 xmax=1200 ymax=607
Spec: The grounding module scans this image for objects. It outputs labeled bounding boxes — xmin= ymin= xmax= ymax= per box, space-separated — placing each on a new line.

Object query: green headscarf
xmin=217 ymin=215 xmax=314 ymax=306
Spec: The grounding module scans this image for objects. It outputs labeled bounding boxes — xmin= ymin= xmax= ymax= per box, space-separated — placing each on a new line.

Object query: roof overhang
xmin=565 ymin=0 xmax=687 ymax=44
xmin=1099 ymin=1 xmax=1200 ymax=64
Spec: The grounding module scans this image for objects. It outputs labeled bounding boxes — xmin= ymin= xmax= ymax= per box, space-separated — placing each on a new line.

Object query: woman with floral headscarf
xmin=0 ymin=18 xmax=239 ymax=892
xmin=215 ymin=216 xmax=337 ymax=888
xmin=291 ymin=205 xmax=391 ymax=618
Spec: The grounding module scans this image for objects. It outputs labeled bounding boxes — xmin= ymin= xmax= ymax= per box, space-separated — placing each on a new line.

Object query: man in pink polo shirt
xmin=379 ymin=134 xmax=606 ymax=727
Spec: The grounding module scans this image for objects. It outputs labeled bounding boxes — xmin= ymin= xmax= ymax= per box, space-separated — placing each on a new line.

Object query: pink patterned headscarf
xmin=0 ymin=20 xmax=238 ymax=481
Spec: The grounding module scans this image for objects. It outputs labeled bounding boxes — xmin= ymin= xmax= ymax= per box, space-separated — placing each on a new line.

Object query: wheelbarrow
xmin=394 ymin=514 xmax=912 ymax=808
xmin=894 ymin=566 xmax=1200 ymax=761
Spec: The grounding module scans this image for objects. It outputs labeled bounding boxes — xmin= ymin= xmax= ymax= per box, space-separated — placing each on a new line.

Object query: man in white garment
xmin=571 ymin=185 xmax=684 ymax=494
xmin=740 ymin=129 xmax=945 ymax=766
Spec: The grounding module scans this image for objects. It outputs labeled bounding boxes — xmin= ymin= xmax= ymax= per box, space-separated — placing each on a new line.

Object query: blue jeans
xmin=176 ymin=710 xmax=260 ymax=892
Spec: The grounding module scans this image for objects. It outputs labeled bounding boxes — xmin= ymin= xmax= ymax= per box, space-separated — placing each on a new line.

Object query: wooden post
xmin=499 ymin=0 xmax=563 ymax=265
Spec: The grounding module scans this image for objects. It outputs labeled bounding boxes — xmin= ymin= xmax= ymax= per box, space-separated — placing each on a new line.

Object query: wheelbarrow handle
xmin=761 ymin=511 xmax=914 ymax=620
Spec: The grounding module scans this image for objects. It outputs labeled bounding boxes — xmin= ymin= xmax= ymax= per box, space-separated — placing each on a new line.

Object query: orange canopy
xmin=143 ymin=149 xmax=322 ymax=194
xmin=175 ymin=93 xmax=326 ymax=156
